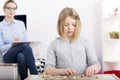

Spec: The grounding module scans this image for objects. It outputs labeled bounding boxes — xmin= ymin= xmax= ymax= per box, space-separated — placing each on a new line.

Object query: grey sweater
xmin=45 ymin=37 xmax=100 ymax=74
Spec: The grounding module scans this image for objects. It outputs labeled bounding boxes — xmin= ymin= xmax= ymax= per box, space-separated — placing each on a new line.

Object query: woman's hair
xmin=57 ymin=7 xmax=81 ymax=41
xmin=3 ymin=0 xmax=17 ymax=9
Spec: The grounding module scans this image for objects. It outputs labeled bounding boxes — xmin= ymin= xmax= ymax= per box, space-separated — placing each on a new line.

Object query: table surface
xmin=25 ymin=74 xmax=120 ymax=80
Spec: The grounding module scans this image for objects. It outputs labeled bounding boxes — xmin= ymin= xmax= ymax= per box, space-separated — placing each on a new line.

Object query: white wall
xmin=0 ymin=0 xmax=102 ymax=61
xmin=102 ymin=0 xmax=120 ymax=71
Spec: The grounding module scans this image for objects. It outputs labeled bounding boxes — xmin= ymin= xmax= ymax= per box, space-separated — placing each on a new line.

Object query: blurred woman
xmin=0 ymin=0 xmax=38 ymax=80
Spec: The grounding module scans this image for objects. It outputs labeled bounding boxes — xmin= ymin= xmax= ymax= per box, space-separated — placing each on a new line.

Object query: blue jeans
xmin=3 ymin=43 xmax=38 ymax=80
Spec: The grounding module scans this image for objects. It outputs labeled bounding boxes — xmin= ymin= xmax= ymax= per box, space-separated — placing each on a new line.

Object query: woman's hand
xmin=85 ymin=64 xmax=100 ymax=77
xmin=61 ymin=68 xmax=77 ymax=76
xmin=12 ymin=38 xmax=20 ymax=46
xmin=14 ymin=38 xmax=20 ymax=42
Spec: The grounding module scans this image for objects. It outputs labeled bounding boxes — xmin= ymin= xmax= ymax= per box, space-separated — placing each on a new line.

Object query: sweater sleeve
xmin=0 ymin=29 xmax=12 ymax=56
xmin=85 ymin=40 xmax=101 ymax=67
xmin=45 ymin=41 xmax=57 ymax=71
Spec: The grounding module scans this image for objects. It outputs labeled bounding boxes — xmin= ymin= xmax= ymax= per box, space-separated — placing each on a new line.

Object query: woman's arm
xmin=0 ymin=29 xmax=12 ymax=55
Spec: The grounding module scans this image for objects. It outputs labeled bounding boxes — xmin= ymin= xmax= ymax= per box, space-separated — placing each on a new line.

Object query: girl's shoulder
xmin=78 ymin=36 xmax=89 ymax=43
xmin=77 ymin=36 xmax=91 ymax=47
xmin=51 ymin=37 xmax=62 ymax=44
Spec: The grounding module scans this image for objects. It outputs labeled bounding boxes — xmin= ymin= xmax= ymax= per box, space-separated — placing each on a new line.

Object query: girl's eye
xmin=65 ymin=24 xmax=69 ymax=26
xmin=73 ymin=24 xmax=76 ymax=26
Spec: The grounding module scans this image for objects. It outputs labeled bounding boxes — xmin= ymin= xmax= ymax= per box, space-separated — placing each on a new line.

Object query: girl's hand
xmin=85 ymin=64 xmax=100 ymax=77
xmin=61 ymin=68 xmax=77 ymax=76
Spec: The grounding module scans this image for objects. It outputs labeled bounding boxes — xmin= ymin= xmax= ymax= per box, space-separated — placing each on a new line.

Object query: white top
xmin=45 ymin=37 xmax=101 ymax=74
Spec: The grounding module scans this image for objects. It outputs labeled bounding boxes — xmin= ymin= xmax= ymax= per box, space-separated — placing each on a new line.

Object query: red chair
xmin=104 ymin=70 xmax=120 ymax=78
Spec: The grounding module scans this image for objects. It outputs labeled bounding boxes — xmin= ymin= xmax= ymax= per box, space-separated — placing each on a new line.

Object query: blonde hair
xmin=57 ymin=7 xmax=81 ymax=41
xmin=3 ymin=0 xmax=17 ymax=9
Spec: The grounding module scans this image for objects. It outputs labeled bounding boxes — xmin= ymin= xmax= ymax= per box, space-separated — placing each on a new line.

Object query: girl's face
xmin=4 ymin=2 xmax=17 ymax=18
xmin=64 ymin=16 xmax=76 ymax=39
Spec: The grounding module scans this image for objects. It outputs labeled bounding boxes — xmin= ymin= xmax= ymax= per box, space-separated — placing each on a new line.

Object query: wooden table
xmin=25 ymin=74 xmax=120 ymax=80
